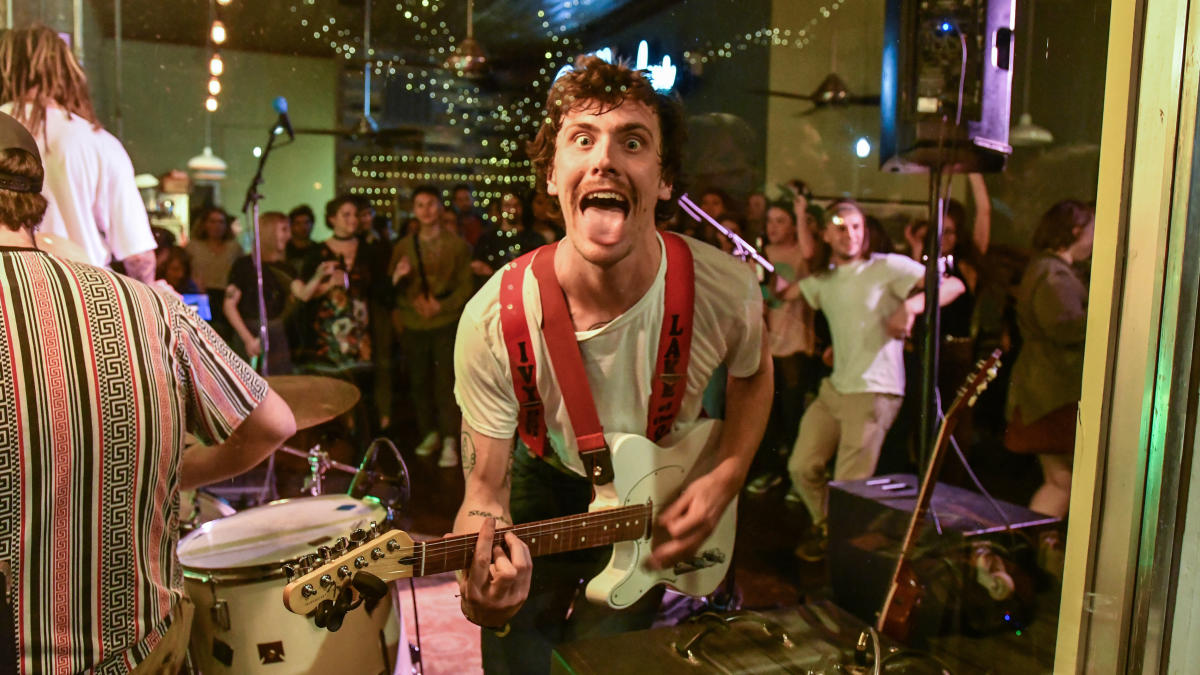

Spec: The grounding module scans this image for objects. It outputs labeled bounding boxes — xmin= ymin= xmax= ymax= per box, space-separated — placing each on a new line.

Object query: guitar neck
xmin=416 ymin=503 xmax=652 ymax=577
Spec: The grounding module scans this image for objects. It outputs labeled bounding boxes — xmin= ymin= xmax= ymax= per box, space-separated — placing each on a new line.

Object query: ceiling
xmin=91 ymin=0 xmax=682 ymax=64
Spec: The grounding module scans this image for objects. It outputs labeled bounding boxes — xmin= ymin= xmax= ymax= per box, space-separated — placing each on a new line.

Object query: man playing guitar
xmin=451 ymin=56 xmax=773 ymax=674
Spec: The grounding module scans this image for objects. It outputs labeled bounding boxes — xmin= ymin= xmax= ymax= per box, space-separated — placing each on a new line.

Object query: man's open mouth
xmin=579 ymin=191 xmax=631 ymax=217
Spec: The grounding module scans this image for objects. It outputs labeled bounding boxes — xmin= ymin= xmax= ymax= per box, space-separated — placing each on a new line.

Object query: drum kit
xmin=178 ymin=375 xmax=415 ymax=674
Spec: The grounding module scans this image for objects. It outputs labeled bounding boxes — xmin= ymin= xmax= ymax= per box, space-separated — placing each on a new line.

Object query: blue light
xmin=939 ymin=22 xmax=952 ymax=32
xmin=1004 ymin=613 xmax=1011 ymax=621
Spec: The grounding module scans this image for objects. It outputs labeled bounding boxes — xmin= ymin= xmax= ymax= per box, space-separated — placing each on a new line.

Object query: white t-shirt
xmin=2 ymin=103 xmax=155 ymax=267
xmin=798 ymin=253 xmax=924 ymax=396
xmin=454 ymin=234 xmax=764 ymax=477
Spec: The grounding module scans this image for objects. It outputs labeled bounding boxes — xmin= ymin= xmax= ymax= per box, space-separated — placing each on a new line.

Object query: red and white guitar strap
xmin=498 ymin=232 xmax=695 ymax=484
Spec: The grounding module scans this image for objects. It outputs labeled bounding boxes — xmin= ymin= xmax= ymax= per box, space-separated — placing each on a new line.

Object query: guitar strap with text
xmin=498 ymin=233 xmax=695 ymax=484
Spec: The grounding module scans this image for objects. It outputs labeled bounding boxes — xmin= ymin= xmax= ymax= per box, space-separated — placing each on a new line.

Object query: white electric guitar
xmin=281 ymin=418 xmax=737 ymax=621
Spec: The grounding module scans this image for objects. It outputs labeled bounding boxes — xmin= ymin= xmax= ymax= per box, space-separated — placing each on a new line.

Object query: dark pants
xmin=481 ymin=448 xmax=664 ymax=675
xmin=400 ymin=322 xmax=459 ymax=438
xmin=754 ymin=353 xmax=821 ymax=476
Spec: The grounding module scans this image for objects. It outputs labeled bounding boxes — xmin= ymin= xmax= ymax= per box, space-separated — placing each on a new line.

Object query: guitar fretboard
xmin=417 ymin=503 xmax=652 ymax=577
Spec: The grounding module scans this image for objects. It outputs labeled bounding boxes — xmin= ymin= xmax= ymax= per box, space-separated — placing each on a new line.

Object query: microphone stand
xmin=240 ymin=125 xmax=291 ymax=375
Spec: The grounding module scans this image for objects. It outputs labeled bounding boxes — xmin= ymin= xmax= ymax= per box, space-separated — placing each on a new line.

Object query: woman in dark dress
xmin=291 ymin=195 xmax=376 ymax=373
xmin=223 ymin=210 xmax=297 ymax=374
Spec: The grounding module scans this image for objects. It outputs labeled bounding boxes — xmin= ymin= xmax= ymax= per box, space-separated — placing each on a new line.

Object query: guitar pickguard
xmin=585 ymin=419 xmax=737 ymax=609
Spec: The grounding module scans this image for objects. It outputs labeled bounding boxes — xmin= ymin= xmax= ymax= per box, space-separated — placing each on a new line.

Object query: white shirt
xmin=454 ymin=234 xmax=764 ymax=477
xmin=2 ymin=103 xmax=155 ymax=267
xmin=798 ymin=253 xmax=924 ymax=396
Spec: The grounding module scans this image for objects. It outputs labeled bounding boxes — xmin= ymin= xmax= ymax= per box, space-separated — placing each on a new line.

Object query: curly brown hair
xmin=1032 ymin=199 xmax=1094 ymax=252
xmin=0 ymin=149 xmax=47 ymax=231
xmin=527 ymin=55 xmax=686 ymax=222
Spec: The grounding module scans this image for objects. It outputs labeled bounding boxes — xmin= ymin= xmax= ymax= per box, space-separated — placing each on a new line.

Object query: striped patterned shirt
xmin=0 ymin=247 xmax=268 ymax=673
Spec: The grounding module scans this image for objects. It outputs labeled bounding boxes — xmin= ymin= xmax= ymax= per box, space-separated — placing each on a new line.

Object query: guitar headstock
xmin=948 ymin=349 xmax=1003 ymax=419
xmin=281 ymin=521 xmax=416 ymax=618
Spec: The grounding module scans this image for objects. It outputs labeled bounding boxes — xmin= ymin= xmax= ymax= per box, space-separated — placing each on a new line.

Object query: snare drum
xmin=177 ymin=495 xmax=409 ymax=674
xmin=179 ymin=489 xmax=236 ymax=534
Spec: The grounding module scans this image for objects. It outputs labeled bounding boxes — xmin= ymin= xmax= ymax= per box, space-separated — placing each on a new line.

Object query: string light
xmin=216 ymin=0 xmax=232 ymax=5
xmin=209 ymin=53 xmax=224 ymax=76
xmin=211 ymin=20 xmax=227 ymax=45
xmin=208 ymin=77 xmax=221 ymax=95
xmin=205 ymin=96 xmax=219 ymax=112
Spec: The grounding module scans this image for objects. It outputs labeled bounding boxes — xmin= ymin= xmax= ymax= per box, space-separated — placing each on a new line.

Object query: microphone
xmin=273 ymin=96 xmax=295 ymax=141
xmin=347 ymin=442 xmax=380 ymax=499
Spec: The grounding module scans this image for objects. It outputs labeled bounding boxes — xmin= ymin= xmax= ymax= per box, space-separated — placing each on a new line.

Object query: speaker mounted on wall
xmin=880 ymin=0 xmax=1016 ymax=173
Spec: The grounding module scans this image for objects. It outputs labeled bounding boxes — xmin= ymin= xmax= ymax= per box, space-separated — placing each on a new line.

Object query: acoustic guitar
xmin=876 ymin=349 xmax=1002 ymax=642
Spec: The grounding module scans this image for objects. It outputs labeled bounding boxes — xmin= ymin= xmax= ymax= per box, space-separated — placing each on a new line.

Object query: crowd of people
xmin=0 ymin=24 xmax=1096 ymax=673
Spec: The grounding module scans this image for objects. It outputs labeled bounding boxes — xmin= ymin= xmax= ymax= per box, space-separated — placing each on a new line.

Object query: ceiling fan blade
xmin=747 ymin=88 xmax=816 ymax=102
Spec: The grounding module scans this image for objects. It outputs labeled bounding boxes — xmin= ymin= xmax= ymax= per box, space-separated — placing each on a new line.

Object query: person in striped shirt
xmin=0 ymin=111 xmax=296 ymax=673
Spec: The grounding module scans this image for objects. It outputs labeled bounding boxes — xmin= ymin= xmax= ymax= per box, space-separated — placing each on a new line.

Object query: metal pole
xmin=251 ymin=197 xmax=270 ymax=375
xmin=72 ymin=0 xmax=83 ymax=65
xmin=114 ymin=0 xmax=123 ymax=138
xmin=917 ymin=168 xmax=944 ymax=470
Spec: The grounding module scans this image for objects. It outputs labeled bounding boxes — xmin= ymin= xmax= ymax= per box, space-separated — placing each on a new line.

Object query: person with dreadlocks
xmin=0 ymin=24 xmax=156 ymax=283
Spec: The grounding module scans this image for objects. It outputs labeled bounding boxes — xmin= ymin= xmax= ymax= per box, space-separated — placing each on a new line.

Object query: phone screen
xmin=180 ymin=293 xmax=213 ymax=321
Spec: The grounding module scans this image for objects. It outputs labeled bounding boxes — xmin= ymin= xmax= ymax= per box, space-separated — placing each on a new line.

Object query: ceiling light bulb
xmin=211 ymin=21 xmax=227 ymax=45
xmin=207 ymin=77 xmax=221 ymax=95
xmin=209 ymin=54 xmax=224 ymax=76
xmin=216 ymin=0 xmax=232 ymax=5
xmin=205 ymin=96 xmax=219 ymax=112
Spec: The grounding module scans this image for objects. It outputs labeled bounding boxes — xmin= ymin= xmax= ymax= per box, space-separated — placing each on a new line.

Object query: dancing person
xmin=391 ymin=186 xmax=473 ymax=466
xmin=1005 ymin=200 xmax=1094 ymax=518
xmin=0 ymin=111 xmax=295 ymax=673
xmin=452 ymin=56 xmax=772 ymax=674
xmin=782 ymin=200 xmax=965 ymax=561
xmin=0 ymin=25 xmax=156 ymax=282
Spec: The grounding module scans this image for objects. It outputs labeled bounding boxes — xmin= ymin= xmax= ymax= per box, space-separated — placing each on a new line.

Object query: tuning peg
xmin=317 ymin=545 xmax=332 ymax=562
xmin=313 ymin=599 xmax=333 ymax=628
xmin=369 ymin=521 xmax=380 ymax=538
xmin=350 ymin=529 xmax=368 ymax=546
xmin=326 ymin=605 xmax=346 ymax=632
xmin=353 ymin=571 xmax=388 ymax=600
xmin=282 ymin=563 xmax=298 ymax=581
xmin=333 ymin=537 xmax=349 ymax=554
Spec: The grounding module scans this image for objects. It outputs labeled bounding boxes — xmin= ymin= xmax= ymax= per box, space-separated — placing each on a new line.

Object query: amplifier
xmin=550 ymin=601 xmax=895 ymax=674
xmin=829 ymin=474 xmax=1060 ymax=640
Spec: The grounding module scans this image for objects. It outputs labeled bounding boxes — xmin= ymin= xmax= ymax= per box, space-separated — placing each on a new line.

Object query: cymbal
xmin=266 ymin=375 xmax=361 ymax=431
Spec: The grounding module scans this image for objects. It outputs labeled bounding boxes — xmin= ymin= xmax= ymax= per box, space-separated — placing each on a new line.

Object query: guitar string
xmin=293 ymin=504 xmax=654 ymax=578
xmin=408 ymin=505 xmax=654 ymax=561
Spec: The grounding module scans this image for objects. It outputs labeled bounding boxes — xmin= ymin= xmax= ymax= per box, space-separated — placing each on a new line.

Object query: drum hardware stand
xmin=278 ymin=444 xmax=359 ymax=496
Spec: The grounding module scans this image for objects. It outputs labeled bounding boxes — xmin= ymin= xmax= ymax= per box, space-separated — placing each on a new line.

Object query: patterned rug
xmin=396 ymin=572 xmax=482 ymax=675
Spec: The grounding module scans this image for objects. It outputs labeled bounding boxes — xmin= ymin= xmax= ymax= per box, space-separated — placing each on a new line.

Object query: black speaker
xmin=828 ymin=474 xmax=1058 ymax=642
xmin=880 ymin=0 xmax=1016 ymax=172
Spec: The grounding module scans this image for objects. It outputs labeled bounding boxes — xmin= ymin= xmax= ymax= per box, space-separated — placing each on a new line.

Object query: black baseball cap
xmin=0 ymin=111 xmax=43 ymax=193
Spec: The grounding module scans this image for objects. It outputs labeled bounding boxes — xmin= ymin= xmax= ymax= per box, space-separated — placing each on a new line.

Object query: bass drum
xmin=177 ymin=495 xmax=409 ymax=674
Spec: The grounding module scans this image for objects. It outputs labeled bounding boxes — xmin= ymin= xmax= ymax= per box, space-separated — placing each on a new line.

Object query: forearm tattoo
xmin=461 ymin=431 xmax=477 ymax=478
